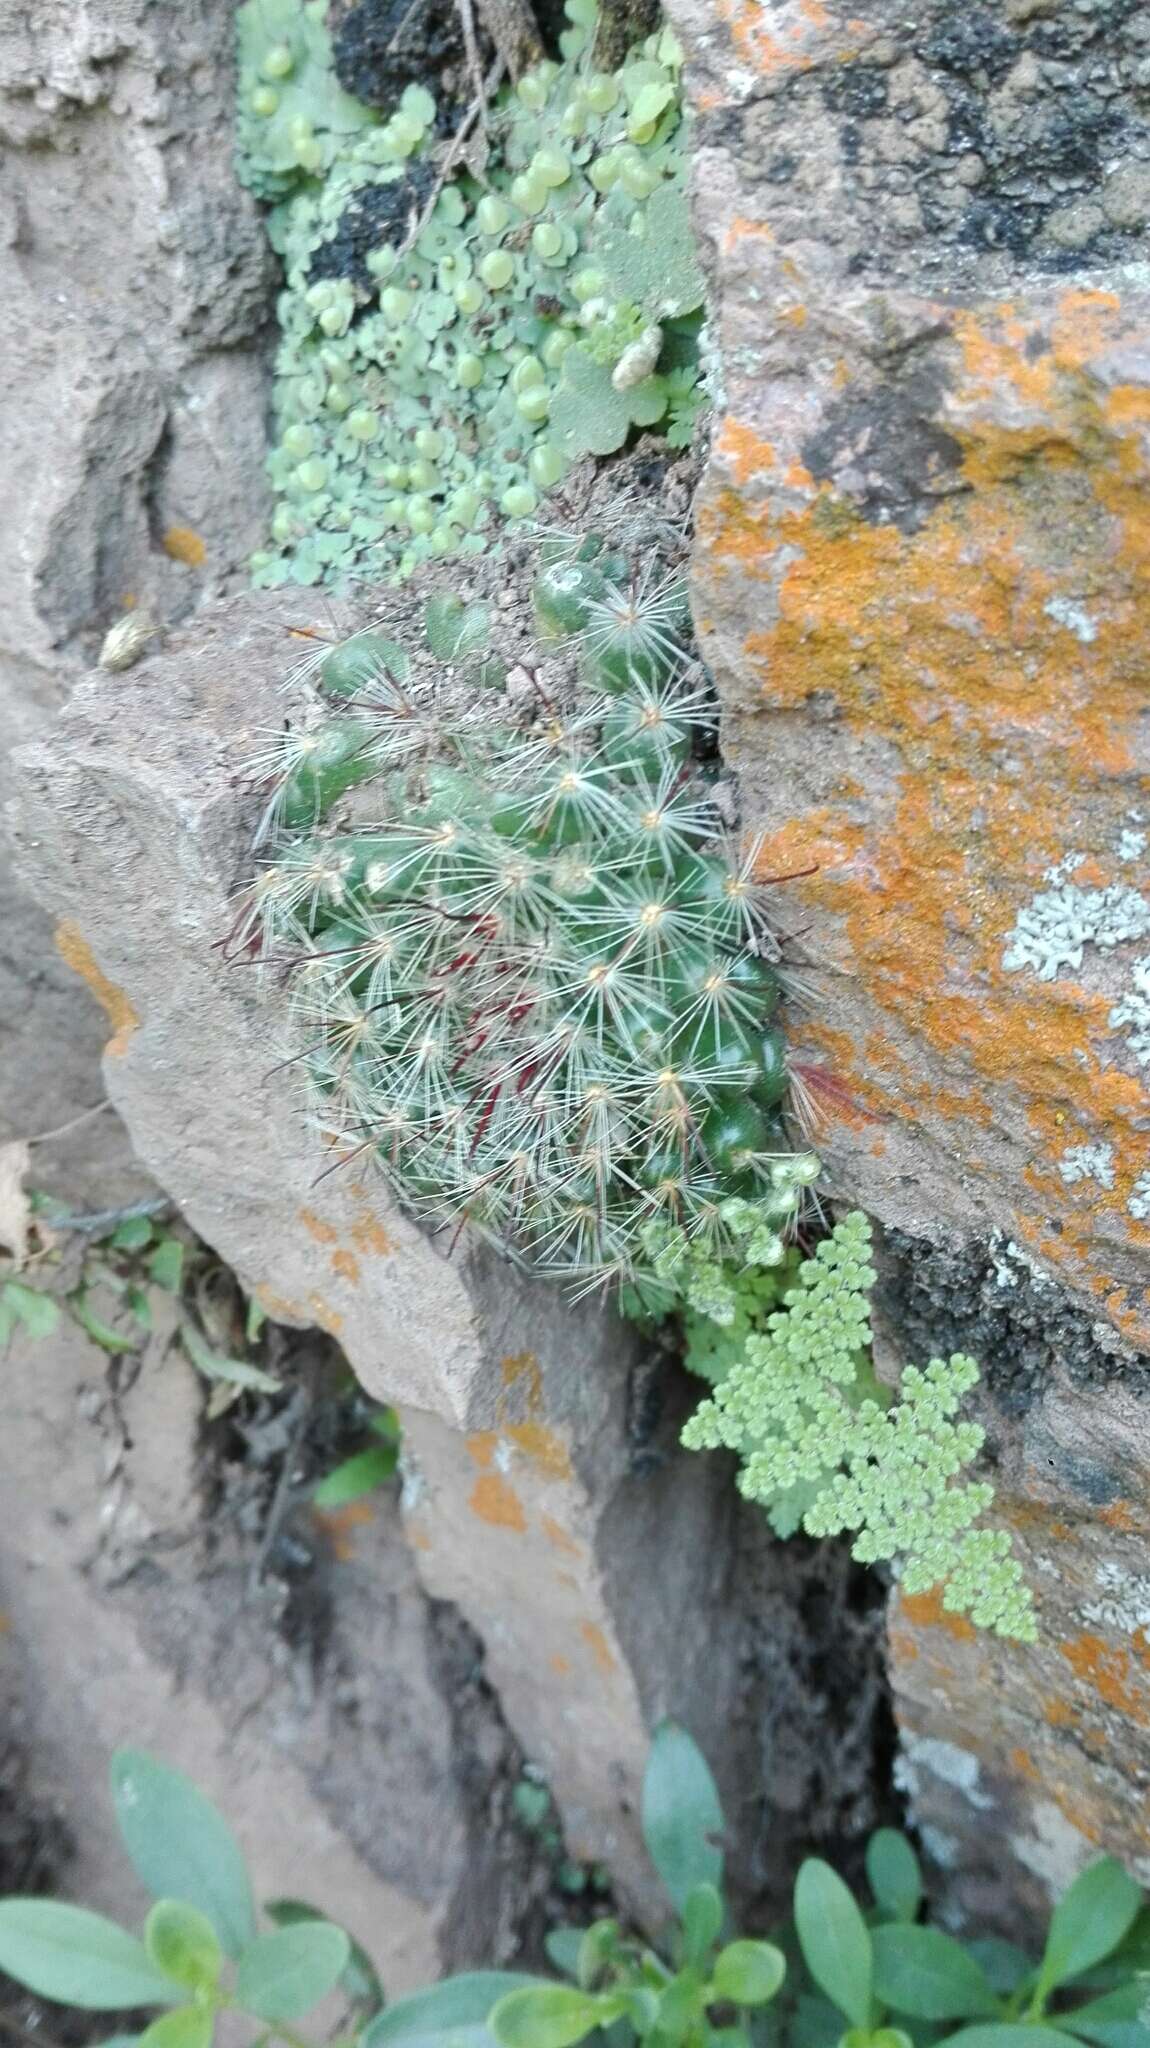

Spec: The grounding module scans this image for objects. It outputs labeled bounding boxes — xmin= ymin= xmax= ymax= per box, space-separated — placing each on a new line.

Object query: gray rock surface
xmin=1 ymin=0 xmax=272 ymax=1204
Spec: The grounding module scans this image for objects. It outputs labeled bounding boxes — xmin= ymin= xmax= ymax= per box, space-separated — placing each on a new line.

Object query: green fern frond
xmin=680 ymin=1213 xmax=1036 ymax=1641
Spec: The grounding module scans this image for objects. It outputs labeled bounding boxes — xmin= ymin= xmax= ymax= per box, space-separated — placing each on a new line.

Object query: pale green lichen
xmin=237 ymin=0 xmax=707 ymax=587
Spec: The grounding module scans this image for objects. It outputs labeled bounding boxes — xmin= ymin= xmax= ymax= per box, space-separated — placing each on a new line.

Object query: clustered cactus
xmin=237 ymin=0 xmax=707 ymax=588
xmin=241 ymin=535 xmax=804 ymax=1295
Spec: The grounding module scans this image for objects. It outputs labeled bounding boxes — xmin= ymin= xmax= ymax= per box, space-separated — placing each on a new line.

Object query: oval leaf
xmin=641 ymin=1720 xmax=724 ymax=1913
xmin=490 ymin=1986 xmax=611 ymax=2048
xmin=264 ymin=1898 xmax=382 ymax=2011
xmin=111 ymin=1751 xmax=255 ymax=1959
xmin=313 ymin=1444 xmax=397 ymax=1509
xmin=0 ymin=1901 xmax=179 ymax=2010
xmin=1038 ymin=1861 xmax=1144 ymax=2001
xmin=236 ymin=1923 xmax=349 ymax=2021
xmin=682 ymin=1882 xmax=724 ymax=1968
xmin=945 ymin=2029 xmax=1084 ymax=2048
xmin=866 ymin=1832 xmax=923 ymax=1925
xmin=711 ymin=1940 xmax=786 ymax=2007
xmin=364 ymin=1974 xmax=542 ymax=2048
xmin=794 ymin=1859 xmax=873 ymax=2028
xmin=1058 ymin=1982 xmax=1150 ymax=2048
xmin=872 ymin=1926 xmax=1000 ymax=2021
xmin=138 ymin=2009 xmax=213 ymax=2048
xmin=144 ymin=1902 xmax=221 ymax=1993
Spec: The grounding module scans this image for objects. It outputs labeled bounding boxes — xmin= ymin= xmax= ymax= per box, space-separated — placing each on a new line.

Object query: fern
xmin=679 ymin=1214 xmax=1035 ymax=1640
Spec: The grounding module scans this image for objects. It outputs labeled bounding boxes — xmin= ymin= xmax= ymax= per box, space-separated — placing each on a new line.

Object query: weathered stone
xmin=0 ymin=0 xmax=272 ymax=1204
xmin=8 ymin=576 xmax=907 ymax=1920
xmin=0 ymin=1315 xmax=543 ymax=1985
xmin=9 ymin=590 xmax=871 ymax=1920
xmin=671 ymin=0 xmax=1150 ymax=1930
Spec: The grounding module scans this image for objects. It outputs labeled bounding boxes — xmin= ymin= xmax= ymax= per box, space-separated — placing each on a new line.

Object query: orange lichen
xmin=549 ymin=1653 xmax=572 ymax=1675
xmin=162 ymin=526 xmax=207 ymax=568
xmin=306 ymin=1292 xmax=344 ymax=1336
xmin=899 ymin=1588 xmax=978 ymax=1642
xmin=1060 ymin=1634 xmax=1150 ymax=1724
xmin=330 ymin=1248 xmax=360 ymax=1283
xmin=541 ymin=1513 xmax=583 ymax=1558
xmin=506 ymin=1422 xmax=572 ymax=1479
xmin=579 ymin=1621 xmax=617 ymax=1674
xmin=299 ymin=1207 xmax=338 ymax=1245
xmin=55 ymin=923 xmax=139 ymax=1056
xmin=348 ymin=1205 xmax=395 ymax=1256
xmin=500 ymin=1350 xmax=543 ymax=1417
xmin=699 ymin=292 xmax=1150 ymax=1337
xmin=466 ymin=1420 xmax=570 ymax=1481
xmin=313 ymin=1498 xmax=374 ymax=1559
xmin=1044 ymin=1696 xmax=1082 ymax=1730
xmin=469 ymin=1472 xmax=527 ymax=1531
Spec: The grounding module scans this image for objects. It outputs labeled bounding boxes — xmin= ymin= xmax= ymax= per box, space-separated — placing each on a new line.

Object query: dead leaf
xmin=0 ymin=1141 xmax=32 ymax=1268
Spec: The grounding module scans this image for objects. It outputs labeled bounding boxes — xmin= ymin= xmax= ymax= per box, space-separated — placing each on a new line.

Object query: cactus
xmin=241 ymin=534 xmax=805 ymax=1295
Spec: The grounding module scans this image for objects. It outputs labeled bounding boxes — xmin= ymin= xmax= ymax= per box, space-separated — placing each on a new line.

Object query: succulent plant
xmin=237 ymin=0 xmax=708 ymax=588
xmin=239 ymin=534 xmax=802 ymax=1295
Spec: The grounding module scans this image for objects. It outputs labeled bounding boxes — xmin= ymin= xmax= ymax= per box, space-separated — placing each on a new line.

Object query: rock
xmin=6 ymin=589 xmax=859 ymax=1920
xmin=0 ymin=1314 xmax=540 ymax=1983
xmin=670 ymin=0 xmax=1150 ymax=1931
xmin=0 ymin=0 xmax=273 ymax=1206
xmin=7 ymin=576 xmax=902 ymax=1922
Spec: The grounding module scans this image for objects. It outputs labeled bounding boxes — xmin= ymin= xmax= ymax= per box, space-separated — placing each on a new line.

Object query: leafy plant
xmin=368 ymin=1723 xmax=1150 ymax=2048
xmin=679 ymin=1214 xmax=1035 ymax=1639
xmin=0 ymin=1201 xmax=285 ymax=1415
xmin=236 ymin=0 xmax=708 ymax=587
xmin=0 ymin=1748 xmax=384 ymax=2043
xmin=313 ymin=1404 xmax=400 ymax=1507
xmin=2 ymin=1733 xmax=1145 ymax=2048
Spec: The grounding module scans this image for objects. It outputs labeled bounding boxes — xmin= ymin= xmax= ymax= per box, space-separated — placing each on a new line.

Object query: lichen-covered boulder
xmin=670 ymin=0 xmax=1150 ymax=1929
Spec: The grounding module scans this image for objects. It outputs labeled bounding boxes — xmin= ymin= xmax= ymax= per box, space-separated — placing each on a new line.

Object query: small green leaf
xmin=872 ymin=1926 xmax=1000 ymax=2021
xmin=149 ymin=1238 xmax=185 ymax=1292
xmin=179 ymin=1320 xmax=281 ymax=1394
xmin=490 ymin=1985 xmax=620 ymax=2048
xmin=144 ymin=1902 xmax=222 ymax=1993
xmin=967 ymin=1941 xmax=1034 ymax=1996
xmin=711 ymin=1941 xmax=786 ymax=2007
xmin=69 ymin=1292 xmax=136 ymax=1351
xmin=126 ymin=1286 xmax=153 ymax=1329
xmin=6 ymin=1281 xmax=62 ymax=1339
xmin=111 ymin=1750 xmax=256 ymax=1959
xmin=793 ymin=1859 xmax=873 ymax=2028
xmin=944 ymin=2029 xmax=1084 ymax=2048
xmin=313 ymin=1443 xmax=397 ymax=1508
xmin=1060 ymin=1982 xmax=1150 ymax=2047
xmin=641 ymin=1719 xmax=724 ymax=1913
xmin=112 ymin=1215 xmax=155 ymax=1252
xmin=1036 ymin=1861 xmax=1144 ymax=2002
xmin=682 ymin=1881 xmax=724 ymax=1968
xmin=264 ymin=1898 xmax=383 ymax=2011
xmin=138 ymin=2009 xmax=213 ymax=2048
xmin=364 ymin=1973 xmax=541 ymax=2048
xmin=866 ymin=1831 xmax=923 ymax=1924
xmin=236 ymin=1923 xmax=350 ymax=2021
xmin=245 ymin=1297 xmax=267 ymax=1344
xmin=543 ymin=1928 xmax=584 ymax=1980
xmin=0 ymin=1901 xmax=180 ymax=2009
